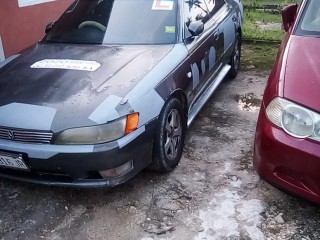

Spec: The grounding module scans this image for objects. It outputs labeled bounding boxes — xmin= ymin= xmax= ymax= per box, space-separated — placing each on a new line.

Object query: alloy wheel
xmin=164 ymin=109 xmax=182 ymax=161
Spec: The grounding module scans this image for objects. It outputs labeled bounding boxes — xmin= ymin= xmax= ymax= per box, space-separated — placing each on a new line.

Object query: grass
xmin=243 ymin=0 xmax=300 ymax=7
xmin=241 ymin=42 xmax=280 ymax=70
xmin=243 ymin=10 xmax=284 ymax=41
xmin=242 ymin=0 xmax=300 ymax=41
xmin=239 ymin=0 xmax=293 ymax=71
xmin=240 ymin=0 xmax=296 ymax=71
xmin=246 ymin=9 xmax=281 ymax=23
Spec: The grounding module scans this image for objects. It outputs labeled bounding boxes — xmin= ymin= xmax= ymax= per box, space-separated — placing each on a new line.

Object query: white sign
xmin=31 ymin=59 xmax=101 ymax=72
xmin=18 ymin=0 xmax=56 ymax=7
xmin=152 ymin=0 xmax=174 ymax=10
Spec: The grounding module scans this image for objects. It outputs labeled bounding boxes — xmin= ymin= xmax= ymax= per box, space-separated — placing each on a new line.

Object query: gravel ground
xmin=1 ymin=70 xmax=320 ymax=240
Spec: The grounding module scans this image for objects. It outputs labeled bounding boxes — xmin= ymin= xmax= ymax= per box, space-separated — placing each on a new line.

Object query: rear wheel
xmin=149 ymin=98 xmax=186 ymax=173
xmin=228 ymin=32 xmax=241 ymax=79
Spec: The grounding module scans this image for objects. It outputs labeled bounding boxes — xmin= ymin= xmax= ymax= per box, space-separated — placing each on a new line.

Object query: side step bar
xmin=187 ymin=64 xmax=231 ymax=127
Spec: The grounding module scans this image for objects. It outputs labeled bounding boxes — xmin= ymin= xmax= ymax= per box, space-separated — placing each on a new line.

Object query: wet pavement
xmin=1 ymin=70 xmax=320 ymax=240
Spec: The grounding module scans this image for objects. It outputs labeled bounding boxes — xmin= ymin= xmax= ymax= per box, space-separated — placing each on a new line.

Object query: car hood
xmin=0 ymin=43 xmax=174 ymax=132
xmin=283 ymin=35 xmax=320 ymax=112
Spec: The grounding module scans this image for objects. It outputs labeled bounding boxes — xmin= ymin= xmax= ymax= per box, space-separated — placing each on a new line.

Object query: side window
xmin=184 ymin=0 xmax=210 ymax=38
xmin=205 ymin=0 xmax=225 ymax=15
xmin=184 ymin=0 xmax=225 ymax=38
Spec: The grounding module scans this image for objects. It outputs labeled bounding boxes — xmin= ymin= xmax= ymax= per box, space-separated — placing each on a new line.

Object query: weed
xmin=241 ymin=42 xmax=279 ymax=70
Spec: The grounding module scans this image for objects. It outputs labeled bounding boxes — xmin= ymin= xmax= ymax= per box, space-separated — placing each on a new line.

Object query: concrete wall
xmin=0 ymin=0 xmax=74 ymax=58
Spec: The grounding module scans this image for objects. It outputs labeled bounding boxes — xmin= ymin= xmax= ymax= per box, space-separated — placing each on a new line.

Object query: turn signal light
xmin=125 ymin=113 xmax=139 ymax=135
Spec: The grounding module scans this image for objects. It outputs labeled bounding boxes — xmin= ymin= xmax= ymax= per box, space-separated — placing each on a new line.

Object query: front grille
xmin=0 ymin=126 xmax=53 ymax=144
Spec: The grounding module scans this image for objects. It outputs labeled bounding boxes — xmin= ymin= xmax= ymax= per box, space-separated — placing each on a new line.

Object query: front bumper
xmin=253 ymin=108 xmax=320 ymax=203
xmin=0 ymin=120 xmax=157 ymax=188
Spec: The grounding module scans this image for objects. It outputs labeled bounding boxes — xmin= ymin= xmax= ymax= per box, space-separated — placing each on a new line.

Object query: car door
xmin=219 ymin=0 xmax=239 ymax=61
xmin=183 ymin=0 xmax=226 ymax=105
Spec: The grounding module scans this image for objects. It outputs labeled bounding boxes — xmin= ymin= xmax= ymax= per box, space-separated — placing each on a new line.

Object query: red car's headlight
xmin=266 ymin=97 xmax=320 ymax=140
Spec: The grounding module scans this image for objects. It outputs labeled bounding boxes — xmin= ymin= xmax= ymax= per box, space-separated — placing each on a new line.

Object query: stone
xmin=275 ymin=214 xmax=285 ymax=224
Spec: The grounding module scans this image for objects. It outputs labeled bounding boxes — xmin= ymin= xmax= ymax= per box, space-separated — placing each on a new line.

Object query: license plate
xmin=0 ymin=151 xmax=28 ymax=170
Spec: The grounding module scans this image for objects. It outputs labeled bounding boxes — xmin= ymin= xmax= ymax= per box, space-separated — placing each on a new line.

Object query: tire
xmin=228 ymin=32 xmax=241 ymax=79
xmin=149 ymin=98 xmax=186 ymax=173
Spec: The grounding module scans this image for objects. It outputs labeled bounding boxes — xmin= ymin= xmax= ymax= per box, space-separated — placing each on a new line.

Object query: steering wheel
xmin=78 ymin=21 xmax=106 ymax=32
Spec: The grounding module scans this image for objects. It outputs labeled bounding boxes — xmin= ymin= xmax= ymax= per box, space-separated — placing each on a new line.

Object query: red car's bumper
xmin=254 ymin=107 xmax=320 ymax=204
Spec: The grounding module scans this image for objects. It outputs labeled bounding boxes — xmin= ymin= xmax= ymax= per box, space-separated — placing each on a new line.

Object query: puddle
xmin=236 ymin=93 xmax=262 ymax=112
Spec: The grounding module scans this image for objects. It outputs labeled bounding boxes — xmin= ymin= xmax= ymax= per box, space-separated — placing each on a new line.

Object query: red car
xmin=253 ymin=0 xmax=320 ymax=204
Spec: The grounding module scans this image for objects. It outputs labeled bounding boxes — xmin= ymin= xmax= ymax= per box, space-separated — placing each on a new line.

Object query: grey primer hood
xmin=0 ymin=43 xmax=174 ymax=133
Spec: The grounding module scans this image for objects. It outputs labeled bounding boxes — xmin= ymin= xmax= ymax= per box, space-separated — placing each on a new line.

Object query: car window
xmin=184 ymin=0 xmax=210 ymax=24
xmin=295 ymin=0 xmax=320 ymax=36
xmin=45 ymin=0 xmax=178 ymax=45
xmin=183 ymin=0 xmax=225 ymax=38
xmin=205 ymin=0 xmax=225 ymax=15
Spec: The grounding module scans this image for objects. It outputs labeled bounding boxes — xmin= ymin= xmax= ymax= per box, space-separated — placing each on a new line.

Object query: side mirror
xmin=282 ymin=4 xmax=298 ymax=32
xmin=188 ymin=21 xmax=204 ymax=36
xmin=45 ymin=22 xmax=55 ymax=34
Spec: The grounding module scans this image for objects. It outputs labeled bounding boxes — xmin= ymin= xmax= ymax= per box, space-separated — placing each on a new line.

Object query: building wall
xmin=0 ymin=0 xmax=74 ymax=58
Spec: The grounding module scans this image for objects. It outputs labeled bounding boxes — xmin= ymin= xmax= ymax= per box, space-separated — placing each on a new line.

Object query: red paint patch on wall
xmin=0 ymin=0 xmax=73 ymax=58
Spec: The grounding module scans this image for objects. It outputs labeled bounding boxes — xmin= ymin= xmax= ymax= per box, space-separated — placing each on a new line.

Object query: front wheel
xmin=228 ymin=32 xmax=241 ymax=79
xmin=149 ymin=98 xmax=186 ymax=173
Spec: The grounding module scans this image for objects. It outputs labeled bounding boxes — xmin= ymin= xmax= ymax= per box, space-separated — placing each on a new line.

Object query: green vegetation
xmin=241 ymin=42 xmax=280 ymax=70
xmin=243 ymin=0 xmax=300 ymax=7
xmin=246 ymin=9 xmax=281 ymax=23
xmin=239 ymin=0 xmax=298 ymax=71
xmin=243 ymin=10 xmax=284 ymax=41
xmin=242 ymin=0 xmax=300 ymax=41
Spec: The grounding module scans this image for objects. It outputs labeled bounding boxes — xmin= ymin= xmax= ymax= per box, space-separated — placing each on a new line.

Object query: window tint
xmin=45 ymin=0 xmax=178 ymax=45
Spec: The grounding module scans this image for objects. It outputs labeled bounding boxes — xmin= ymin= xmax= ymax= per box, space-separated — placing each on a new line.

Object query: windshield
xmin=295 ymin=0 xmax=320 ymax=36
xmin=45 ymin=0 xmax=178 ymax=44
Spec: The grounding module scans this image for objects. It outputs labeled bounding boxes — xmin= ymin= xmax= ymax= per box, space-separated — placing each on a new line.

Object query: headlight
xmin=55 ymin=113 xmax=139 ymax=145
xmin=266 ymin=97 xmax=320 ymax=140
xmin=281 ymin=105 xmax=313 ymax=138
xmin=314 ymin=121 xmax=320 ymax=137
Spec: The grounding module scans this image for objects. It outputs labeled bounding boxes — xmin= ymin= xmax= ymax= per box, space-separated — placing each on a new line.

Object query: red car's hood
xmin=283 ymin=35 xmax=320 ymax=112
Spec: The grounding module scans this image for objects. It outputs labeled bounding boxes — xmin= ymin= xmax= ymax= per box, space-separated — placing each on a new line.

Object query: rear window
xmin=295 ymin=0 xmax=320 ymax=36
xmin=45 ymin=0 xmax=178 ymax=45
